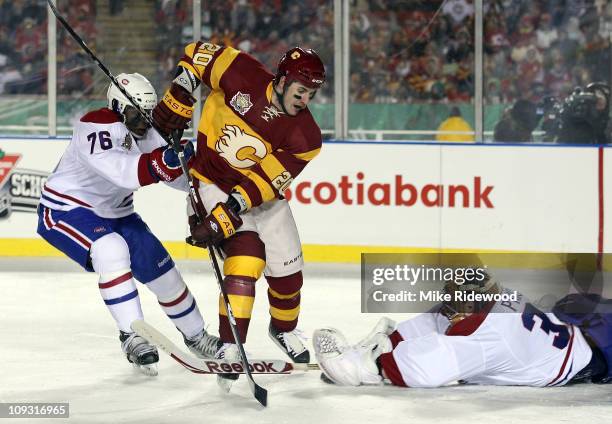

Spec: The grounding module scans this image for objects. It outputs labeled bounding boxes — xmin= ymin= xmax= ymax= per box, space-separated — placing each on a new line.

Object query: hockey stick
xmin=47 ymin=0 xmax=269 ymax=407
xmin=132 ymin=320 xmax=320 ymax=375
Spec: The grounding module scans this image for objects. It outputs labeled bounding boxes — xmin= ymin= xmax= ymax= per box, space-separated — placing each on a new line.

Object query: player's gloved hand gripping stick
xmin=47 ymin=0 xmax=268 ymax=407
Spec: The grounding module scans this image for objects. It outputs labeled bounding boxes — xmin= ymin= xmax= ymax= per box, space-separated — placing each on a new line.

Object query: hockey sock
xmin=98 ymin=269 xmax=143 ymax=333
xmin=146 ymin=267 xmax=204 ymax=339
xmin=219 ymin=276 xmax=256 ymax=343
xmin=266 ymin=271 xmax=303 ymax=332
xmin=218 ymin=231 xmax=266 ymax=343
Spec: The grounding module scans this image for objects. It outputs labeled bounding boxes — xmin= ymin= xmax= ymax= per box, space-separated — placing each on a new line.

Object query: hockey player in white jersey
xmin=314 ymin=271 xmax=611 ymax=388
xmin=36 ymin=73 xmax=222 ymax=376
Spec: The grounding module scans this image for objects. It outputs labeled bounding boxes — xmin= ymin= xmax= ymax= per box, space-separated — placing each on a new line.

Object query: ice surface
xmin=0 ymin=261 xmax=610 ymax=423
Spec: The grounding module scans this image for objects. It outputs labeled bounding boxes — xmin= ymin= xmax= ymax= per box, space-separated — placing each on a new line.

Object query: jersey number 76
xmin=88 ymin=131 xmax=113 ymax=154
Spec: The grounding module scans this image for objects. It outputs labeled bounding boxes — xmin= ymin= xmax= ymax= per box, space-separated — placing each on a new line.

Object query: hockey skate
xmin=268 ymin=324 xmax=310 ymax=363
xmin=215 ymin=343 xmax=240 ymax=392
xmin=119 ymin=331 xmax=159 ymax=376
xmin=183 ymin=328 xmax=222 ymax=359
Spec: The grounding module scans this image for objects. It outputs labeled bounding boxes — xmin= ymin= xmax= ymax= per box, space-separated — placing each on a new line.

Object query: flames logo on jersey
xmin=215 ymin=125 xmax=267 ymax=168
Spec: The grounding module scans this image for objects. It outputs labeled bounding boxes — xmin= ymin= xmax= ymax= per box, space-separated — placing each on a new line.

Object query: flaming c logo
xmin=215 ymin=125 xmax=267 ymax=168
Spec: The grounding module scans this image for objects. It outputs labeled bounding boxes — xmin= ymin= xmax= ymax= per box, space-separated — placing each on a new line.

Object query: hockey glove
xmin=190 ymin=203 xmax=243 ymax=245
xmin=138 ymin=140 xmax=195 ymax=185
xmin=152 ymin=83 xmax=196 ymax=135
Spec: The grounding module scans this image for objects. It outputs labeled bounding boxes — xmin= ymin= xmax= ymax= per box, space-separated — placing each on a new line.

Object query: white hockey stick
xmin=132 ymin=320 xmax=320 ymax=375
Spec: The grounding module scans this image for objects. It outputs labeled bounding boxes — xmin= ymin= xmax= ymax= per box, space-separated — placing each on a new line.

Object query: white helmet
xmin=107 ymin=73 xmax=157 ymax=114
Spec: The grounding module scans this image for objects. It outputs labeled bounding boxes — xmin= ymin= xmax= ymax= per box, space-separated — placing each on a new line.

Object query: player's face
xmin=123 ymin=106 xmax=151 ymax=137
xmin=282 ymin=80 xmax=317 ymax=116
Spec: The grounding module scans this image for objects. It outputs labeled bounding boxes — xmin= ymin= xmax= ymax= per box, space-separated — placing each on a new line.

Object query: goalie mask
xmin=439 ymin=268 xmax=499 ymax=325
xmin=107 ymin=73 xmax=157 ymax=138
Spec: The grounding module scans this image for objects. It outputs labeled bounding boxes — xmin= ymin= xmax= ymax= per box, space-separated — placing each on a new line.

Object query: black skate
xmin=120 ymin=331 xmax=159 ymax=376
xmin=269 ymin=324 xmax=310 ymax=363
xmin=183 ymin=328 xmax=223 ymax=359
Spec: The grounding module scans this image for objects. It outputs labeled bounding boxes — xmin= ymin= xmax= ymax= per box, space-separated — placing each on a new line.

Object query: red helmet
xmin=276 ymin=47 xmax=325 ymax=89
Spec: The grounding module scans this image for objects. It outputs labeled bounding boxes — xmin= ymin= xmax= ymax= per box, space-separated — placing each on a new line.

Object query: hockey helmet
xmin=440 ymin=268 xmax=499 ymax=324
xmin=107 ymin=73 xmax=157 ymax=115
xmin=275 ymin=47 xmax=325 ymax=89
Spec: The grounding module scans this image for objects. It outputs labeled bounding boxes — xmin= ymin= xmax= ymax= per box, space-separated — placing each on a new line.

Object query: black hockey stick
xmin=47 ymin=0 xmax=268 ymax=407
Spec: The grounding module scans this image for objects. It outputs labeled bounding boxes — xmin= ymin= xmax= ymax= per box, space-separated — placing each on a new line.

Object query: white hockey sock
xmin=146 ymin=267 xmax=205 ymax=338
xmin=98 ymin=269 xmax=143 ymax=333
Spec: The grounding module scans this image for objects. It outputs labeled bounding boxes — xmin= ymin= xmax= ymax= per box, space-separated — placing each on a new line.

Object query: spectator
xmin=494 ymin=100 xmax=539 ymax=142
xmin=535 ymin=13 xmax=558 ymax=49
xmin=436 ymin=107 xmax=475 ymax=142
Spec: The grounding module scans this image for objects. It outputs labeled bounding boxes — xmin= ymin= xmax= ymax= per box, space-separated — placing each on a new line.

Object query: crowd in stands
xmin=153 ymin=0 xmax=335 ymax=101
xmin=1 ymin=0 xmax=610 ymax=110
xmin=153 ymin=0 xmax=611 ymax=106
xmin=0 ymin=0 xmax=96 ymax=95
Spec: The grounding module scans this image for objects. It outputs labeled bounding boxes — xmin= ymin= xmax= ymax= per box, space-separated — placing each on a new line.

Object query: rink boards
xmin=0 ymin=138 xmax=609 ymax=262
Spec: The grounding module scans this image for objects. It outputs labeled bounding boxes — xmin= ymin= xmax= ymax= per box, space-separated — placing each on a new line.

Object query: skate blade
xmin=217 ymin=375 xmax=237 ymax=393
xmin=133 ymin=362 xmax=158 ymax=377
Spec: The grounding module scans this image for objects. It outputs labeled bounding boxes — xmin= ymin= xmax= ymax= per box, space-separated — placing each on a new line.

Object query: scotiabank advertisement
xmin=0 ymin=139 xmax=606 ymax=255
xmin=286 ymin=143 xmax=599 ymax=252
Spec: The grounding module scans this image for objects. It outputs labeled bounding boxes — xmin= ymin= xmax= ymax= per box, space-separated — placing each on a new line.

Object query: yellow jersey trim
xmin=294 ymin=148 xmax=321 ymax=162
xmin=210 ymin=47 xmax=241 ymax=90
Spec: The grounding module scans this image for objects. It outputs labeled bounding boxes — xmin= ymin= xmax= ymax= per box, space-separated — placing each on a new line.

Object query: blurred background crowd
xmin=0 ymin=0 xmax=610 ymax=141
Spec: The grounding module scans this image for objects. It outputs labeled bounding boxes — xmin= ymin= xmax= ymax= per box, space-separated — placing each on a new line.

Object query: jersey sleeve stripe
xmin=259 ymin=154 xmax=289 ymax=184
xmin=235 ymin=177 xmax=264 ymax=208
xmin=178 ymin=42 xmax=202 ymax=80
xmin=177 ymin=60 xmax=200 ymax=80
xmin=293 ymin=147 xmax=321 ymax=161
xmin=209 ymin=47 xmax=240 ymax=90
xmin=239 ymin=170 xmax=276 ymax=204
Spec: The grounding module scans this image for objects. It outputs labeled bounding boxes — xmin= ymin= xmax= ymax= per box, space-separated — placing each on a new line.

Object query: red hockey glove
xmin=152 ymin=83 xmax=196 ymax=135
xmin=138 ymin=140 xmax=195 ymax=185
xmin=190 ymin=203 xmax=243 ymax=245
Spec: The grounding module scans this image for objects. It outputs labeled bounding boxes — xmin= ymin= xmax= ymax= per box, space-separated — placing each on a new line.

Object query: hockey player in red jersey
xmin=314 ymin=273 xmax=611 ymax=388
xmin=152 ymin=44 xmax=325 ymax=389
xmin=37 ymin=73 xmax=221 ymax=376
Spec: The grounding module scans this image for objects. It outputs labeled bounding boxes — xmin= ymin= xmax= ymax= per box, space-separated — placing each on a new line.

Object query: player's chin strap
xmin=47 ymin=0 xmax=268 ymax=408
xmin=273 ymin=83 xmax=291 ymax=115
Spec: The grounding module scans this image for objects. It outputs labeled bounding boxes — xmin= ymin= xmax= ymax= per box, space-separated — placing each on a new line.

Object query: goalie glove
xmin=190 ymin=203 xmax=243 ymax=246
xmin=138 ymin=140 xmax=195 ymax=185
xmin=152 ymin=83 xmax=196 ymax=135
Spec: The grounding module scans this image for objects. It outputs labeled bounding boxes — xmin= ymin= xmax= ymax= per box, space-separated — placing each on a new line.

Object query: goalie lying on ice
xmin=314 ymin=276 xmax=611 ymax=388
